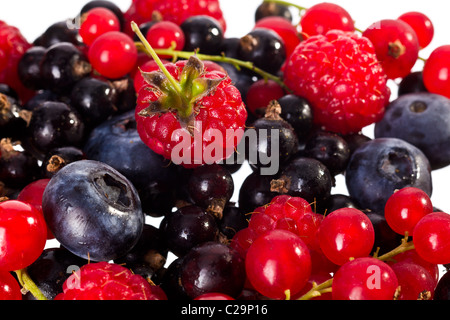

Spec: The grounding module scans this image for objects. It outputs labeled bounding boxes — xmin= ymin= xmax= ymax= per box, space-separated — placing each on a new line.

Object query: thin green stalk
xmin=131 ymin=21 xmax=183 ymax=95
xmin=296 ymin=238 xmax=415 ymax=300
xmin=134 ymin=42 xmax=290 ymax=92
xmin=15 ymin=268 xmax=48 ymax=300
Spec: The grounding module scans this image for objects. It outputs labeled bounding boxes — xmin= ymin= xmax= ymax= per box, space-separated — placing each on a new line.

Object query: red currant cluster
xmin=0 ymin=0 xmax=450 ymax=303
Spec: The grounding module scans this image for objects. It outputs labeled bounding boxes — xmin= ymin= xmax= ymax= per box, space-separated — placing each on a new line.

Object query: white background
xmin=2 ymin=0 xmax=450 ymax=212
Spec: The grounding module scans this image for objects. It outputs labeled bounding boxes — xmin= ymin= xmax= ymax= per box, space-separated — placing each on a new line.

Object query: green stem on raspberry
xmin=263 ymin=0 xmax=308 ymax=12
xmin=134 ymin=43 xmax=290 ymax=92
xmin=131 ymin=21 xmax=184 ymax=96
xmin=14 ymin=268 xmax=48 ymax=300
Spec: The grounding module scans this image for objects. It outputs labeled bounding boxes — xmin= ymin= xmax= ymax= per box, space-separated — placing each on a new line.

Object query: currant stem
xmin=297 ymin=278 xmax=333 ymax=300
xmin=14 ymin=268 xmax=48 ymax=300
xmin=296 ymin=239 xmax=415 ymax=300
xmin=131 ymin=21 xmax=183 ymax=95
xmin=134 ymin=43 xmax=290 ymax=92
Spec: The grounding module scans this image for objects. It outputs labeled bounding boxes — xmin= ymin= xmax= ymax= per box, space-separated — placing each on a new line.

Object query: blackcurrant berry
xmin=237 ymin=28 xmax=286 ymax=74
xmin=180 ymin=15 xmax=224 ymax=55
xmin=187 ymin=163 xmax=234 ymax=219
xmin=40 ymin=42 xmax=91 ymax=94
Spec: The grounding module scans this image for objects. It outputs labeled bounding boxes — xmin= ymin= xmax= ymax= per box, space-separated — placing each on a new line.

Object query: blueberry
xmin=345 ymin=138 xmax=432 ymax=212
xmin=42 ymin=159 xmax=144 ymax=261
xmin=374 ymin=93 xmax=450 ymax=170
xmin=83 ymin=111 xmax=178 ymax=216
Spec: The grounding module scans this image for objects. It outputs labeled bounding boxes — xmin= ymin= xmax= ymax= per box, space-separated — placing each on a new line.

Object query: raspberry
xmin=0 ymin=20 xmax=33 ymax=102
xmin=55 ymin=262 xmax=167 ymax=300
xmin=133 ymin=23 xmax=247 ymax=168
xmin=283 ymin=30 xmax=391 ymax=135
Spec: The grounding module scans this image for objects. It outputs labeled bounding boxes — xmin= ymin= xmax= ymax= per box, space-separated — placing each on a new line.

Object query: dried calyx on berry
xmin=138 ymin=55 xmax=225 ymax=132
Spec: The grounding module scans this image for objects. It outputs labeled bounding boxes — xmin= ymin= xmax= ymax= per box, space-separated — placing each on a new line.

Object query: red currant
xmin=398 ymin=11 xmax=434 ymax=49
xmin=363 ymin=19 xmax=420 ymax=79
xmin=318 ymin=208 xmax=375 ymax=265
xmin=390 ymin=261 xmax=436 ymax=300
xmin=146 ymin=21 xmax=185 ymax=55
xmin=332 ymin=257 xmax=398 ymax=300
xmin=17 ymin=179 xmax=53 ymax=239
xmin=387 ymin=249 xmax=440 ymax=286
xmin=245 ymin=79 xmax=285 ymax=117
xmin=295 ymin=212 xmax=324 ymax=252
xmin=245 ymin=229 xmax=311 ymax=300
xmin=384 ymin=187 xmax=433 ymax=236
xmin=0 ymin=271 xmax=21 ymax=300
xmin=413 ymin=211 xmax=450 ymax=264
xmin=299 ymin=2 xmax=355 ymax=37
xmin=0 ymin=200 xmax=47 ymax=271
xmin=88 ymin=31 xmax=138 ymax=79
xmin=422 ymin=45 xmax=450 ymax=98
xmin=79 ymin=7 xmax=121 ymax=46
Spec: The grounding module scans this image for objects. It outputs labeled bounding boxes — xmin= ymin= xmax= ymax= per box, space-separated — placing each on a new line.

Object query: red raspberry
xmin=55 ymin=262 xmax=167 ymax=300
xmin=283 ymin=30 xmax=391 ymax=135
xmin=135 ymin=44 xmax=247 ymax=168
xmin=0 ymin=20 xmax=33 ymax=102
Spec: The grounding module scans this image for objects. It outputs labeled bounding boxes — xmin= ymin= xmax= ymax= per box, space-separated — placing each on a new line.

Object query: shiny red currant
xmin=422 ymin=45 xmax=450 ymax=98
xmin=0 ymin=200 xmax=47 ymax=271
xmin=88 ymin=31 xmax=138 ymax=79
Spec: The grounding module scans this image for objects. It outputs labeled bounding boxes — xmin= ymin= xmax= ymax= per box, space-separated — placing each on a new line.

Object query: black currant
xmin=255 ymin=1 xmax=293 ymax=22
xmin=237 ymin=28 xmax=286 ymax=74
xmin=187 ymin=163 xmax=234 ymax=219
xmin=270 ymin=156 xmax=333 ymax=207
xmin=180 ymin=241 xmax=246 ymax=299
xmin=0 ymin=93 xmax=31 ymax=140
xmin=41 ymin=146 xmax=86 ymax=178
xmin=238 ymin=171 xmax=278 ymax=214
xmin=247 ymin=101 xmax=298 ymax=175
xmin=69 ymin=77 xmax=117 ymax=128
xmin=23 ymin=247 xmax=89 ymax=300
xmin=33 ymin=21 xmax=83 ymax=48
xmin=180 ymin=15 xmax=224 ymax=55
xmin=302 ymin=130 xmax=351 ymax=177
xmin=160 ymin=205 xmax=219 ymax=257
xmin=218 ymin=203 xmax=249 ymax=240
xmin=278 ymin=94 xmax=314 ymax=141
xmin=398 ymin=71 xmax=428 ymax=96
xmin=26 ymin=101 xmax=85 ymax=157
xmin=0 ymin=138 xmax=41 ymax=190
xmin=40 ymin=42 xmax=91 ymax=94
xmin=114 ymin=224 xmax=169 ymax=279
xmin=17 ymin=46 xmax=46 ymax=91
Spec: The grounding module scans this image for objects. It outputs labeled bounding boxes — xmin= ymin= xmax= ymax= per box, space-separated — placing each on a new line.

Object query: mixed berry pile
xmin=1 ymin=0 xmax=450 ymax=301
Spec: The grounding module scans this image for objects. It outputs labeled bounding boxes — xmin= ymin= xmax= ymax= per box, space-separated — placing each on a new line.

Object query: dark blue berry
xmin=345 ymin=137 xmax=432 ymax=212
xmin=83 ymin=111 xmax=178 ymax=216
xmin=374 ymin=93 xmax=450 ymax=170
xmin=42 ymin=159 xmax=144 ymax=261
